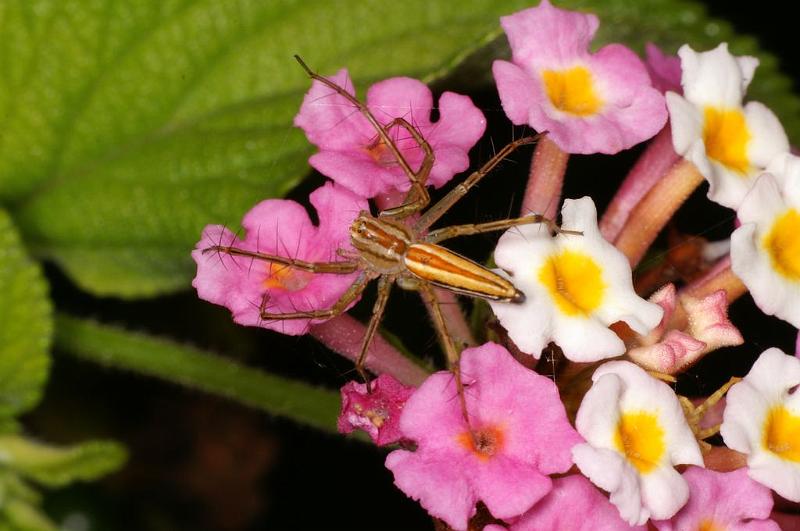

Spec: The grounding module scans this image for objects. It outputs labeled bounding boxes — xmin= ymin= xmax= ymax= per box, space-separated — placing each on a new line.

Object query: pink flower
xmin=492 ymin=0 xmax=666 ymax=154
xmin=508 ymin=475 xmax=645 ymax=530
xmin=385 ymin=342 xmax=580 ymax=531
xmin=294 ymin=70 xmax=486 ymax=198
xmin=337 ymin=374 xmax=414 ymax=446
xmin=645 ymin=43 xmax=682 ymax=94
xmin=192 ymin=182 xmax=367 ymax=335
xmin=652 ymin=467 xmax=779 ymax=531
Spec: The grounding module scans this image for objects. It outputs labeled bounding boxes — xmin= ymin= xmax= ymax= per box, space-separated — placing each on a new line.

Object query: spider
xmin=204 ymin=56 xmax=571 ymax=405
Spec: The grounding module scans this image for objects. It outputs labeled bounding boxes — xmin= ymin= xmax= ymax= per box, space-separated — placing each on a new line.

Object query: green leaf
xmin=1 ymin=0 xmax=532 ymax=297
xmin=1 ymin=499 xmax=57 ymax=531
xmin=4 ymin=0 xmax=799 ymax=297
xmin=54 ymin=313 xmax=342 ymax=432
xmin=0 ymin=209 xmax=52 ymax=419
xmin=0 ymin=435 xmax=126 ymax=488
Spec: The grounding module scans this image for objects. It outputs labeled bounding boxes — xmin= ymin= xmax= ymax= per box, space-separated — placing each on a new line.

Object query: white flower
xmin=489 ymin=197 xmax=662 ymax=361
xmin=731 ymin=168 xmax=800 ymax=328
xmin=666 ymin=43 xmax=788 ymax=209
xmin=573 ymin=361 xmax=704 ymax=525
xmin=721 ymin=348 xmax=800 ymax=502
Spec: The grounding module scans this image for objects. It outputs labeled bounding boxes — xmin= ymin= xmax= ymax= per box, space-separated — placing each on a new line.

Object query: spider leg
xmin=294 ymin=55 xmax=429 ymax=216
xmin=377 ymin=117 xmax=433 ymax=219
xmin=354 ymin=275 xmax=394 ymax=390
xmin=424 ymin=214 xmax=582 ymax=244
xmin=204 ymin=244 xmax=358 ymax=274
xmin=260 ymin=271 xmax=372 ymax=320
xmin=415 ymin=134 xmax=545 ymax=232
xmin=418 ymin=281 xmax=475 ymax=437
xmin=678 ymin=376 xmax=741 ymax=447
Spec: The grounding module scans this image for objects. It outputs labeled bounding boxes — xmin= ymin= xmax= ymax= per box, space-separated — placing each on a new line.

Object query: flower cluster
xmin=191 ymin=0 xmax=800 ymax=528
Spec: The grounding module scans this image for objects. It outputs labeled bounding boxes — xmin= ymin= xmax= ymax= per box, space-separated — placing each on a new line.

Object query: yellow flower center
xmin=614 ymin=411 xmax=665 ymax=474
xmin=763 ymin=208 xmax=800 ymax=282
xmin=702 ymin=106 xmax=751 ymax=174
xmin=698 ymin=519 xmax=725 ymax=531
xmin=538 ymin=250 xmax=606 ymax=316
xmin=457 ymin=425 xmax=505 ymax=462
xmin=762 ymin=405 xmax=800 ymax=462
xmin=542 ymin=66 xmax=603 ymax=116
xmin=263 ymin=263 xmax=311 ymax=291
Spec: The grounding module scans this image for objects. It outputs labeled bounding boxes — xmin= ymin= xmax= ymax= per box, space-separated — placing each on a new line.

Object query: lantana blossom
xmin=572 ymin=361 xmax=704 ymax=525
xmin=721 ymin=348 xmax=800 ymax=502
xmin=666 ymin=43 xmax=789 ymax=209
xmin=489 ymin=197 xmax=663 ymax=361
xmin=294 ymin=69 xmax=486 ymax=198
xmin=385 ymin=342 xmax=580 ymax=531
xmin=192 ymin=182 xmax=367 ymax=335
xmin=652 ymin=467 xmax=779 ymax=531
xmin=506 ymin=475 xmax=645 ymax=530
xmin=731 ymin=170 xmax=800 ymax=328
xmin=337 ymin=373 xmax=414 ymax=446
xmin=492 ymin=0 xmax=666 ymax=154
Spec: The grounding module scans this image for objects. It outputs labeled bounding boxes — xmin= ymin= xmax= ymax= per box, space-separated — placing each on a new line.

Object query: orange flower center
xmin=263 ymin=263 xmax=312 ymax=291
xmin=457 ymin=425 xmax=505 ymax=461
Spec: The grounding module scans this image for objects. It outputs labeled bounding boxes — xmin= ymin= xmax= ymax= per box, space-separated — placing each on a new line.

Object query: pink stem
xmin=600 ymin=125 xmax=680 ymax=241
xmin=682 ymin=255 xmax=747 ymax=302
xmin=703 ymin=446 xmax=747 ymax=471
xmin=520 ymin=136 xmax=569 ymax=219
xmin=422 ymin=287 xmax=476 ymax=349
xmin=614 ymin=160 xmax=704 ymax=267
xmin=311 ymin=314 xmax=429 ymax=387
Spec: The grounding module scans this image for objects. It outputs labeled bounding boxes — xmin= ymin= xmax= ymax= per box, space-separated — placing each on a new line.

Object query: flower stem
xmin=54 ymin=313 xmax=342 ymax=433
xmin=421 ymin=288 xmax=476 ymax=349
xmin=703 ymin=446 xmax=747 ymax=471
xmin=614 ymin=159 xmax=704 ymax=267
xmin=520 ymin=135 xmax=569 ymax=219
xmin=311 ymin=314 xmax=429 ymax=386
xmin=683 ymin=256 xmax=747 ymax=302
xmin=600 ymin=125 xmax=679 ymax=241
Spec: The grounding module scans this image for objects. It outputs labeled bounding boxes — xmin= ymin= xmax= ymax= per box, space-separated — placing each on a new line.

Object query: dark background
xmin=26 ymin=1 xmax=800 ymax=530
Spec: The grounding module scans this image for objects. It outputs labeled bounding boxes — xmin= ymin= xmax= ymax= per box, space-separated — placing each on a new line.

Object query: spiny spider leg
xmin=376 ymin=117 xmax=434 ymax=219
xmin=203 ymin=245 xmax=358 ymax=274
xmin=424 ymin=215 xmax=583 ymax=244
xmin=354 ymin=275 xmax=395 ymax=390
xmin=259 ymin=271 xmax=373 ymax=321
xmin=294 ymin=55 xmax=430 ymax=216
xmin=415 ymin=133 xmax=544 ymax=232
xmin=418 ymin=281 xmax=475 ymax=437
